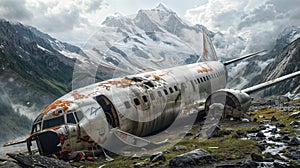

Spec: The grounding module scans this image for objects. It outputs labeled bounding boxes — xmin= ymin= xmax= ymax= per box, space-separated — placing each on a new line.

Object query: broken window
xmin=174 ymin=86 xmax=178 ymax=91
xmin=163 ymin=89 xmax=168 ymax=95
xmin=144 ymin=81 xmax=154 ymax=88
xmin=142 ymin=95 xmax=148 ymax=102
xmin=32 ymin=122 xmax=41 ymax=133
xmin=75 ymin=111 xmax=84 ymax=122
xmin=34 ymin=114 xmax=43 ymax=123
xmin=197 ymin=78 xmax=201 ymax=83
xmin=134 ymin=98 xmax=140 ymax=106
xmin=67 ymin=113 xmax=76 ymax=124
xmin=150 ymin=93 xmax=155 ymax=100
xmin=157 ymin=91 xmax=162 ymax=97
xmin=124 ymin=101 xmax=131 ymax=109
xmin=36 ymin=123 xmax=41 ymax=131
xmin=43 ymin=116 xmax=65 ymax=129
xmin=169 ymin=87 xmax=174 ymax=93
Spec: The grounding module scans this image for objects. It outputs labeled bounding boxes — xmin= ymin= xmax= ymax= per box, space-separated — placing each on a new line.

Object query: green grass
xmin=248 ymin=107 xmax=297 ymax=136
xmin=72 ymin=105 xmax=298 ymax=168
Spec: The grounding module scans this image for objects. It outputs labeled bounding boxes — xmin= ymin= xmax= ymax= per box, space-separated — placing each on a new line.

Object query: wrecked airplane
xmin=3 ymin=28 xmax=300 ymax=161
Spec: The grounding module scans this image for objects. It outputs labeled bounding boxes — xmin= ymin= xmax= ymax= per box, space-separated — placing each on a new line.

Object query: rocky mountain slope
xmin=0 ymin=19 xmax=88 ymax=143
xmin=250 ymin=37 xmax=300 ymax=97
xmin=227 ymin=26 xmax=300 ymax=98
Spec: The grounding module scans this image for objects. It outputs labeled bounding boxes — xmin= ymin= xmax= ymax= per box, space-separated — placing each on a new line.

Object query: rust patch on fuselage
xmin=197 ymin=63 xmax=213 ymax=73
xmin=99 ymin=79 xmax=133 ymax=90
xmin=144 ymin=70 xmax=172 ymax=81
xmin=59 ymin=133 xmax=66 ymax=145
xmin=158 ymin=70 xmax=173 ymax=77
xmin=203 ymin=32 xmax=209 ymax=57
xmin=71 ymin=90 xmax=87 ymax=100
xmin=42 ymin=100 xmax=73 ymax=115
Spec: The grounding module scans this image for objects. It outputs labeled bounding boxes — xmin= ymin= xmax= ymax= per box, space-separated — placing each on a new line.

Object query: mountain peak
xmin=154 ymin=3 xmax=174 ymax=13
xmin=277 ymin=26 xmax=300 ymax=44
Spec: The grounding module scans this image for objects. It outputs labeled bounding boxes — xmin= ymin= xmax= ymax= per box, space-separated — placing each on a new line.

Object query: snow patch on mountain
xmin=82 ymin=3 xmax=208 ymax=77
xmin=277 ymin=26 xmax=300 ymax=44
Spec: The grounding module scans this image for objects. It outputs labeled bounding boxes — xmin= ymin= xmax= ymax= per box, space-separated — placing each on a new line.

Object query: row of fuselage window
xmin=123 ymin=70 xmax=225 ymax=109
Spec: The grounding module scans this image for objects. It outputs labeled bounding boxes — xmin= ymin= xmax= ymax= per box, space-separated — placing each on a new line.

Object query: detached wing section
xmin=242 ymin=71 xmax=300 ymax=95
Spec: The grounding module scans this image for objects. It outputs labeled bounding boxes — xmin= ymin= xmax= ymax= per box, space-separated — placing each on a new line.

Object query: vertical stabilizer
xmin=199 ymin=27 xmax=218 ymax=62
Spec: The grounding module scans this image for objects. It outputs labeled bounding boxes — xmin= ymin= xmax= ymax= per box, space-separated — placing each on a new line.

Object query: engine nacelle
xmin=204 ymin=89 xmax=252 ymax=119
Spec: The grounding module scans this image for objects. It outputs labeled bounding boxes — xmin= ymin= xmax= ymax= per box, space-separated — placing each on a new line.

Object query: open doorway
xmin=95 ymin=95 xmax=119 ymax=128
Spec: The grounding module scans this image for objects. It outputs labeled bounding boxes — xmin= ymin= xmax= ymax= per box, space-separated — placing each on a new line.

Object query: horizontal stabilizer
xmin=242 ymin=71 xmax=300 ymax=94
xmin=3 ymin=138 xmax=27 ymax=147
xmin=224 ymin=50 xmax=267 ymax=66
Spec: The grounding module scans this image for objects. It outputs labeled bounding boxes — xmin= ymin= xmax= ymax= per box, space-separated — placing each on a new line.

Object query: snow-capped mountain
xmin=83 ymin=3 xmax=215 ymax=78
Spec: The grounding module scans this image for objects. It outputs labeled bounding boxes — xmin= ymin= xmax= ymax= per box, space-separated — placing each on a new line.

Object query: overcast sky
xmin=0 ymin=0 xmax=299 ymax=53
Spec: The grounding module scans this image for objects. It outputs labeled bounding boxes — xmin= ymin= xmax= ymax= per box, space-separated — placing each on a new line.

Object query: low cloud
xmin=0 ymin=0 xmax=32 ymax=21
xmin=0 ymin=0 xmax=107 ymax=44
xmin=185 ymin=0 xmax=300 ymax=57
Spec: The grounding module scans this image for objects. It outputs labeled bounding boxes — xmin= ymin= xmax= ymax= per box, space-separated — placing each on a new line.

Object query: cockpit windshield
xmin=31 ymin=110 xmax=84 ymax=133
xmin=43 ymin=116 xmax=65 ymax=129
xmin=34 ymin=113 xmax=43 ymax=123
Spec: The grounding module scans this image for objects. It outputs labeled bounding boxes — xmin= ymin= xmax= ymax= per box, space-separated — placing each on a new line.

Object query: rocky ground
xmin=0 ymin=98 xmax=299 ymax=168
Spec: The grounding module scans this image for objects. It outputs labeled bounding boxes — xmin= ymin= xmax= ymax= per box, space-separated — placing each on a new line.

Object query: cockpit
xmin=31 ymin=110 xmax=84 ymax=133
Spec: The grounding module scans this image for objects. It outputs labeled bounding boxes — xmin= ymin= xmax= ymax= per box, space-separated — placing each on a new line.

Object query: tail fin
xmin=199 ymin=27 xmax=218 ymax=62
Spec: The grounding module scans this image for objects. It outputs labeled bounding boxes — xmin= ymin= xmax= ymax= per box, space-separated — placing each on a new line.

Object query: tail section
xmin=199 ymin=27 xmax=218 ymax=62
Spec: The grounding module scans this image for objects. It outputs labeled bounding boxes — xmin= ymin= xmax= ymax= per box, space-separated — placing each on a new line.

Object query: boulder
xmin=0 ymin=160 xmax=22 ymax=168
xmin=288 ymin=150 xmax=300 ymax=160
xmin=150 ymin=152 xmax=166 ymax=163
xmin=240 ymin=160 xmax=259 ymax=168
xmin=6 ymin=153 xmax=72 ymax=168
xmin=134 ymin=162 xmax=145 ymax=168
xmin=281 ymin=136 xmax=290 ymax=141
xmin=273 ymin=162 xmax=295 ymax=168
xmin=169 ymin=149 xmax=214 ymax=167
xmin=129 ymin=154 xmax=140 ymax=160
xmin=289 ymin=137 xmax=300 ymax=146
xmin=290 ymin=111 xmax=300 ymax=119
xmin=271 ymin=128 xmax=277 ymax=134
xmin=290 ymin=121 xmax=300 ymax=126
xmin=271 ymin=116 xmax=278 ymax=122
xmin=276 ymin=123 xmax=286 ymax=128
xmin=247 ymin=128 xmax=260 ymax=133
xmin=206 ymin=124 xmax=221 ymax=137
xmin=251 ymin=153 xmax=264 ymax=162
xmin=173 ymin=145 xmax=187 ymax=152
xmin=259 ymin=125 xmax=269 ymax=130
xmin=256 ymin=131 xmax=266 ymax=138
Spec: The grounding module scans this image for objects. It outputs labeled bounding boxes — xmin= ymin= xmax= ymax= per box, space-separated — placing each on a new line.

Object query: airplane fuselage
xmin=26 ymin=61 xmax=227 ymax=158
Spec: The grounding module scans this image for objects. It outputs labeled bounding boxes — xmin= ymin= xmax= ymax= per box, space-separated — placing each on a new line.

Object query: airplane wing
xmin=224 ymin=50 xmax=267 ymax=66
xmin=242 ymin=71 xmax=300 ymax=95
